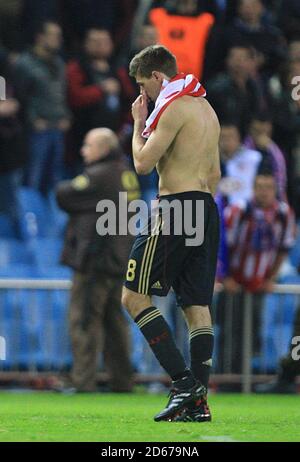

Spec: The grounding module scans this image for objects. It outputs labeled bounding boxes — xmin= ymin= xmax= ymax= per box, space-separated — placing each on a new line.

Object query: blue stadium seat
xmin=47 ymin=190 xmax=68 ymax=238
xmin=0 ymin=214 xmax=17 ymax=239
xmin=17 ymin=187 xmax=54 ymax=239
xmin=0 ymin=239 xmax=33 ymax=267
xmin=31 ymin=238 xmax=64 ymax=268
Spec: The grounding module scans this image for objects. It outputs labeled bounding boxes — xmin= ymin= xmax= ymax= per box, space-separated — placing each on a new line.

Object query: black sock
xmin=135 ymin=306 xmax=190 ymax=382
xmin=190 ymin=327 xmax=214 ymax=389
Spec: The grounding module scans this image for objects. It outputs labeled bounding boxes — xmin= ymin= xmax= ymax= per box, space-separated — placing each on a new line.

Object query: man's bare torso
xmin=156 ymin=96 xmax=220 ymax=196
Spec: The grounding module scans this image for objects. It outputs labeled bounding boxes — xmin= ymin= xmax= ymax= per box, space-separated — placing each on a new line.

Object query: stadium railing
xmin=0 ymin=279 xmax=299 ymax=393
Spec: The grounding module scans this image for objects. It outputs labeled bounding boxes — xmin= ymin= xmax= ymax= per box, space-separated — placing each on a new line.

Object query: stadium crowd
xmin=0 ymin=0 xmax=300 ymax=391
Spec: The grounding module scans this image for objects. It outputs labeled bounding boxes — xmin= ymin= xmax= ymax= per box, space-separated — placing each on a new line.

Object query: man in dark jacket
xmin=206 ymin=45 xmax=266 ymax=137
xmin=56 ymin=127 xmax=140 ymax=392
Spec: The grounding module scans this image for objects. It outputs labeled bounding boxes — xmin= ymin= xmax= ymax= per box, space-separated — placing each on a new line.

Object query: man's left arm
xmin=131 ymin=94 xmax=183 ymax=175
xmin=56 ymin=172 xmax=102 ymax=213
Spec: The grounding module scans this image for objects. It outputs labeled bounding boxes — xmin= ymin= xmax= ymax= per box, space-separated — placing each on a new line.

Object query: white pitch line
xmin=199 ymin=435 xmax=240 ymax=442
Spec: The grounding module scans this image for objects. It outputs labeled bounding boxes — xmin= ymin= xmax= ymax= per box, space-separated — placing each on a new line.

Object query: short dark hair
xmin=84 ymin=27 xmax=111 ymax=39
xmin=250 ymin=110 xmax=273 ymax=124
xmin=221 ymin=119 xmax=241 ymax=130
xmin=227 ymin=44 xmax=256 ymax=60
xmin=129 ymin=45 xmax=178 ymax=79
xmin=255 ymin=172 xmax=276 ymax=183
xmin=35 ymin=20 xmax=61 ymax=38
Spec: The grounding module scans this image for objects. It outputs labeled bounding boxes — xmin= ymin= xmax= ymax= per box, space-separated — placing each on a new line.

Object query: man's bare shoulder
xmin=156 ymin=98 xmax=186 ymax=130
xmin=160 ymin=97 xmax=187 ymax=119
xmin=158 ymin=97 xmax=197 ymax=129
xmin=172 ymin=96 xmax=218 ymax=119
xmin=158 ymin=96 xmax=219 ymax=133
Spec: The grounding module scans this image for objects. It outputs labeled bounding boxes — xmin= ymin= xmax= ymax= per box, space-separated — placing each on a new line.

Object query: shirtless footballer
xmin=122 ymin=45 xmax=221 ymax=422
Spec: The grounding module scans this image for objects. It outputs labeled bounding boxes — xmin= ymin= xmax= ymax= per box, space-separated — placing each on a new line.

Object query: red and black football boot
xmin=173 ymin=395 xmax=212 ymax=422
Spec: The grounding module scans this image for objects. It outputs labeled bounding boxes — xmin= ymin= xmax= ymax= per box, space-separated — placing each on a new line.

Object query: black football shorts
xmin=124 ymin=191 xmax=220 ymax=307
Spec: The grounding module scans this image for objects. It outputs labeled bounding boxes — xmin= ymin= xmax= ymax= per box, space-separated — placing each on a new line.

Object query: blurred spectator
xmin=216 ymin=173 xmax=296 ymax=372
xmin=270 ymin=60 xmax=300 ymax=217
xmin=277 ymin=0 xmax=300 ymax=43
xmin=162 ymin=0 xmax=219 ymax=15
xmin=224 ymin=0 xmax=281 ymax=25
xmin=0 ymin=46 xmax=25 ymax=235
xmin=204 ymin=0 xmax=287 ymax=79
xmin=67 ymin=28 xmax=135 ymax=159
xmin=148 ymin=0 xmax=215 ymax=79
xmin=244 ymin=112 xmax=287 ymax=201
xmin=14 ymin=21 xmax=70 ymax=195
xmin=60 ymin=0 xmax=138 ymax=57
xmin=217 ymin=123 xmax=262 ymax=207
xmin=128 ymin=24 xmax=159 ymax=95
xmin=132 ymin=24 xmax=159 ymax=56
xmin=224 ymin=174 xmax=296 ymax=293
xmin=56 ymin=128 xmax=140 ymax=392
xmin=206 ymin=46 xmax=266 ymax=136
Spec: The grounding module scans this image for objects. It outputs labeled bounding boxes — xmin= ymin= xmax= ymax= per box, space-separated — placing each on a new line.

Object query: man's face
xmin=254 ymin=176 xmax=277 ymax=208
xmin=226 ymin=47 xmax=254 ymax=77
xmin=219 ymin=126 xmax=241 ymax=157
xmin=85 ymin=30 xmax=113 ymax=60
xmin=177 ymin=0 xmax=198 ymax=15
xmin=81 ymin=132 xmax=106 ymax=164
xmin=137 ymin=26 xmax=158 ymax=51
xmin=250 ymin=120 xmax=272 ymax=139
xmin=136 ymin=72 xmax=163 ymax=103
xmin=39 ymin=23 xmax=62 ymax=53
xmin=238 ymin=0 xmax=264 ymax=24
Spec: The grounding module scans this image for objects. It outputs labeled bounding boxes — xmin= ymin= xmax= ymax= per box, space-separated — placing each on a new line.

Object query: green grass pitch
xmin=0 ymin=391 xmax=299 ymax=442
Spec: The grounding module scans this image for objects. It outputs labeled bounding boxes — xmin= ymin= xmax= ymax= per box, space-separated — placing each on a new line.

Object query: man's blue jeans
xmin=26 ymin=129 xmax=65 ymax=195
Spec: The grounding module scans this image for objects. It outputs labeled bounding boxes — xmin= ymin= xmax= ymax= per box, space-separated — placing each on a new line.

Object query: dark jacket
xmin=56 ymin=151 xmax=140 ymax=276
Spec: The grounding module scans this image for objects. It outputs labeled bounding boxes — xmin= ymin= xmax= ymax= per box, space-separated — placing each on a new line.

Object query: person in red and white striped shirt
xmin=224 ymin=174 xmax=296 ymax=293
xmin=216 ymin=173 xmax=296 ymax=374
